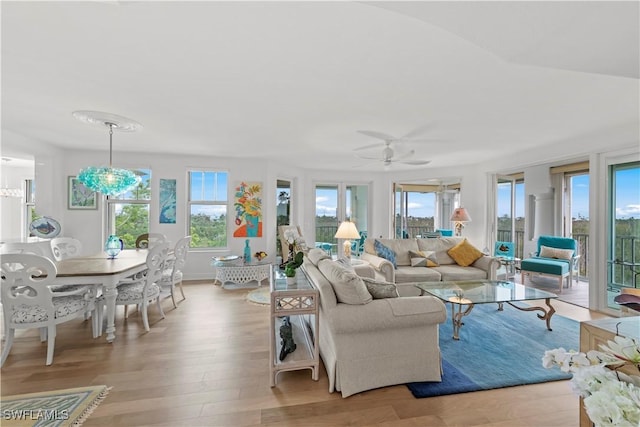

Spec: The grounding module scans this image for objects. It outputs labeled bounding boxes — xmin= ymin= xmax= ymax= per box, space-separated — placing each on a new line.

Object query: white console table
xmin=213 ymin=262 xmax=271 ymax=288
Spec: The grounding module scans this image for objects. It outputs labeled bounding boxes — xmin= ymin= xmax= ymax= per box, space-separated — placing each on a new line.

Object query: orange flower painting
xmin=233 ymin=181 xmax=263 ymax=237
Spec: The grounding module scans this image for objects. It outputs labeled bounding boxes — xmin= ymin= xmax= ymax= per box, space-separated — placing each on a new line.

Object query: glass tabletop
xmin=415 ymin=280 xmax=557 ymax=305
xmin=272 ymin=266 xmax=314 ymax=292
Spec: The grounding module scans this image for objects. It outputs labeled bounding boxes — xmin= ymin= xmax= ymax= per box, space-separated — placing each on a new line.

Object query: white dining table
xmin=53 ymin=249 xmax=148 ymax=343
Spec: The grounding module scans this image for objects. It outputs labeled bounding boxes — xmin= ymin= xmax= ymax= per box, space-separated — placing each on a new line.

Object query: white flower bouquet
xmin=542 ymin=335 xmax=640 ymax=427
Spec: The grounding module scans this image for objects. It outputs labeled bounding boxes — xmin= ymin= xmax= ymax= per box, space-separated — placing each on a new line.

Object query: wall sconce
xmin=334 ymin=221 xmax=360 ymax=259
xmin=450 ymin=207 xmax=471 ymax=236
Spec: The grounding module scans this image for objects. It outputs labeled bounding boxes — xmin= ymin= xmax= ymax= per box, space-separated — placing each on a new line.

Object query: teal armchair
xmin=520 ymin=235 xmax=580 ymax=293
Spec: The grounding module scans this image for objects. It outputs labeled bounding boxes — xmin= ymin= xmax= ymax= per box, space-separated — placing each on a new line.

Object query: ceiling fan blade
xmin=357 ymin=130 xmax=397 ymax=141
xmin=399 ymin=160 xmax=431 ymax=166
xmin=355 ymin=153 xmax=382 ymax=160
xmin=354 ymin=142 xmax=384 ymax=152
xmin=401 ymin=123 xmax=434 ymax=139
xmin=393 ymin=149 xmax=415 ymax=161
xmin=395 ymin=138 xmax=448 ymax=144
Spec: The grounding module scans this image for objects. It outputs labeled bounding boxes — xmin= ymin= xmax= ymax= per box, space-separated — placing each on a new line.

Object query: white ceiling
xmin=2 ymin=1 xmax=638 ymax=172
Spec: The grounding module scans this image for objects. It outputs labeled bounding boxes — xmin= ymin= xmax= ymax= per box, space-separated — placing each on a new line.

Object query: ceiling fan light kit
xmin=354 ymin=127 xmax=433 ymax=169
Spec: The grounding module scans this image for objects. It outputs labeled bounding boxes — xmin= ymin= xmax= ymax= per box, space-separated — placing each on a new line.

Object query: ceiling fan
xmin=354 ymin=124 xmax=442 ymax=152
xmin=354 ymin=141 xmax=431 ymax=168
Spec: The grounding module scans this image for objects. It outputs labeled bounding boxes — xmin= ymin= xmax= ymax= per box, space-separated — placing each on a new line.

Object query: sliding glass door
xmin=315 ymin=183 xmax=368 ymax=256
xmin=608 ymin=161 xmax=640 ymax=309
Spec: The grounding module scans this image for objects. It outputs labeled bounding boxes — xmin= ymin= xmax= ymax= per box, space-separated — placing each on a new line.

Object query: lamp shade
xmin=334 ymin=221 xmax=360 ymax=239
xmin=450 ymin=207 xmax=471 ymax=222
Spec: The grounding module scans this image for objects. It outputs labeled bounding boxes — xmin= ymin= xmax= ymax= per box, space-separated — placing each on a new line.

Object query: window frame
xmin=187 ymin=169 xmax=229 ymax=250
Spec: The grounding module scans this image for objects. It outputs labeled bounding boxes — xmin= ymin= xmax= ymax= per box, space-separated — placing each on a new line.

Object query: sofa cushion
xmin=318 ymin=259 xmax=372 ymax=305
xmin=335 ymin=257 xmax=355 ymax=271
xmin=394 ymin=266 xmax=442 ymax=283
xmin=307 ymin=248 xmax=331 ymax=266
xmin=416 ymin=237 xmax=464 ymax=265
xmin=374 ymin=240 xmax=397 ymax=268
xmin=448 ymin=239 xmax=484 ymax=267
xmin=361 ymin=277 xmax=399 ymax=299
xmin=408 ymin=250 xmax=438 ymax=267
xmin=433 ymin=265 xmax=488 ymax=281
xmin=539 ymin=245 xmax=573 ymax=260
xmin=366 ymin=238 xmax=419 ymax=266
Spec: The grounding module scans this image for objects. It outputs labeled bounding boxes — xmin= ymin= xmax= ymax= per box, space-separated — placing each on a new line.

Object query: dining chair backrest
xmin=136 ymin=233 xmax=168 ymax=249
xmin=50 ymin=237 xmax=82 ymax=261
xmin=144 ymin=242 xmax=171 ymax=291
xmin=1 ymin=253 xmax=58 ymax=322
xmin=172 ymin=235 xmax=191 ymax=273
xmin=0 ymin=242 xmax=48 ymax=256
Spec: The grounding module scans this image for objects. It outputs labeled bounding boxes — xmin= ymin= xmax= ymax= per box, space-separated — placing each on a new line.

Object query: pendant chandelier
xmin=73 ymin=111 xmax=142 ymax=196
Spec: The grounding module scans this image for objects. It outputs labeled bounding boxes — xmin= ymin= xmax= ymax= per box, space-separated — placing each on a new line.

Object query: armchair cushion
xmin=539 ymin=245 xmax=574 ymax=260
xmin=520 ymin=258 xmax=569 ymax=276
xmin=447 ymin=239 xmax=483 ymax=267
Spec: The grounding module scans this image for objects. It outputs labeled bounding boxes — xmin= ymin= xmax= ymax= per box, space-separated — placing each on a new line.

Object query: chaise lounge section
xmin=303 ymin=249 xmax=447 ymax=397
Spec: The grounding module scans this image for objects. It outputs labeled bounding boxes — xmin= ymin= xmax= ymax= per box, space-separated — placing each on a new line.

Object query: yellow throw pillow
xmin=447 ymin=239 xmax=483 ymax=267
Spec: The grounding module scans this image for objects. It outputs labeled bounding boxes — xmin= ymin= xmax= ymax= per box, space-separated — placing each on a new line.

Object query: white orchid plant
xmin=542 ymin=335 xmax=640 ymax=427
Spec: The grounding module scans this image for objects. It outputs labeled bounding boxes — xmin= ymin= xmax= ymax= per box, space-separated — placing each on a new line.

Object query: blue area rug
xmin=407 ymin=302 xmax=577 ymax=398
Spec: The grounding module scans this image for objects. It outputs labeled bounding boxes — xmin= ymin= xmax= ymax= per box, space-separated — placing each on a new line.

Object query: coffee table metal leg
xmin=450 ymin=302 xmax=474 ymax=340
xmin=505 ymin=298 xmax=556 ymax=331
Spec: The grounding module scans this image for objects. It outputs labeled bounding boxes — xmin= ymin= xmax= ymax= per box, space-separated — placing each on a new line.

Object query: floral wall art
xmin=233 ymin=181 xmax=262 ymax=237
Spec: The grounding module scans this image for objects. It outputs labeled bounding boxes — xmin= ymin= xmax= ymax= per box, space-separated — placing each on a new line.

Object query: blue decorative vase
xmin=244 ymin=239 xmax=252 ymax=264
xmin=105 ymin=234 xmax=124 ymax=259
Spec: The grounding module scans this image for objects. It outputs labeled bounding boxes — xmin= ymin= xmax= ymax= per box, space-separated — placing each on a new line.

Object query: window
xmin=314 ymin=183 xmax=368 ymax=255
xmin=107 ymin=169 xmax=151 ymax=249
xmin=394 ymin=182 xmax=459 ymax=239
xmin=608 ymin=161 xmax=640 ymax=298
xmin=25 ymin=179 xmax=36 ymax=238
xmin=496 ymin=174 xmax=524 ymax=258
xmin=188 ymin=170 xmax=228 ymax=248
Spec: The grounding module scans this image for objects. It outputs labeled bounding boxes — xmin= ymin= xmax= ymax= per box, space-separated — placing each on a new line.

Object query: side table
xmin=269 ymin=265 xmax=319 ymax=386
xmin=212 ymin=260 xmax=271 ymax=288
xmin=497 ymin=256 xmax=520 ymax=279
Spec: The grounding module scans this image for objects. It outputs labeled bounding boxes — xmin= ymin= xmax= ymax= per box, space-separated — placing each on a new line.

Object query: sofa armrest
xmin=326 ymin=296 xmax=446 ymax=334
xmin=471 ymin=255 xmax=501 ymax=280
xmin=360 ymin=252 xmax=394 ymax=282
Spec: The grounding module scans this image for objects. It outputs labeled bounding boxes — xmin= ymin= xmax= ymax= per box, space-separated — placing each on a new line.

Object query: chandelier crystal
xmin=73 ymin=111 xmax=142 ymax=196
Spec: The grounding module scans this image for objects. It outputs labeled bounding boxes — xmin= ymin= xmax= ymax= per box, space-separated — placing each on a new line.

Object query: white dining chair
xmin=1 ymin=253 xmax=98 ymax=367
xmin=97 ymin=242 xmax=169 ymax=333
xmin=159 ymin=235 xmax=191 ymax=308
xmin=135 ymin=233 xmax=168 ymax=249
xmin=50 ymin=237 xmax=83 ymax=260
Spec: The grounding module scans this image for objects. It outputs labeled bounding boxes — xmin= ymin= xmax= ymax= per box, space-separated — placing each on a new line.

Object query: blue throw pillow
xmin=374 ymin=240 xmax=397 ymax=269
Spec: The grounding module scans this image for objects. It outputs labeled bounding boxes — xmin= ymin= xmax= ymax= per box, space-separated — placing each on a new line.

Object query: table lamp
xmin=334 ymin=221 xmax=360 ymax=259
xmin=450 ymin=207 xmax=471 ymax=236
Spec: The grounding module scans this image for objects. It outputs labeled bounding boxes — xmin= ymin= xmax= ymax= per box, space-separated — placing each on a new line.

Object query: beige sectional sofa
xmin=360 ymin=237 xmax=500 ymax=296
xmin=303 ymin=249 xmax=447 ymax=398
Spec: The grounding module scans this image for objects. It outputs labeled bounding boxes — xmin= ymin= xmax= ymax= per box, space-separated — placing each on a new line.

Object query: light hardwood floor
xmin=1 ymin=281 xmax=610 ymax=426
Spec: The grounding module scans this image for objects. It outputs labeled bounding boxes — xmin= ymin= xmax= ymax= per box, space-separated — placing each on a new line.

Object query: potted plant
xmin=284 ymin=251 xmax=304 ymax=284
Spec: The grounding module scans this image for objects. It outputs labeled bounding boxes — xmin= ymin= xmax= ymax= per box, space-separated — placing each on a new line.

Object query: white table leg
xmin=103 ymin=277 xmax=118 ymax=343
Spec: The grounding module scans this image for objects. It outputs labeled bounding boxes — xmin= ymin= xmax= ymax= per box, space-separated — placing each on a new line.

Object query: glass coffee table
xmin=415 ymin=280 xmax=558 ymax=340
